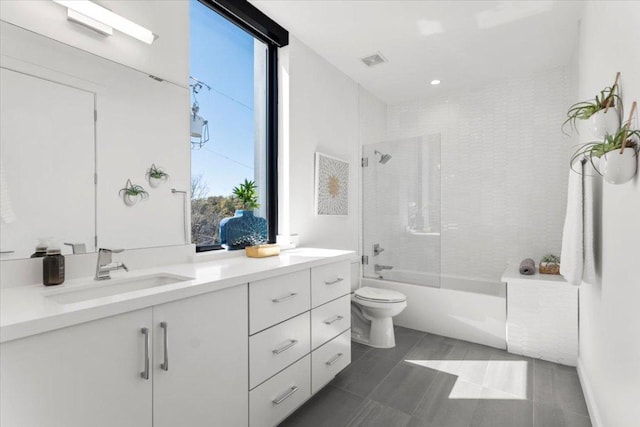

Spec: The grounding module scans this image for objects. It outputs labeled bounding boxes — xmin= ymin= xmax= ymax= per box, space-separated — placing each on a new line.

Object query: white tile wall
xmin=384 ymin=66 xmax=578 ymax=283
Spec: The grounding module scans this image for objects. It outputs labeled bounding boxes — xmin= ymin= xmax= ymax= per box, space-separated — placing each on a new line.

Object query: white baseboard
xmin=577 ymin=357 xmax=603 ymax=427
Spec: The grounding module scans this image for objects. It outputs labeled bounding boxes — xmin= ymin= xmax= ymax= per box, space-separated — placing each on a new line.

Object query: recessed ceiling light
xmin=430 ymin=79 xmax=441 ymax=86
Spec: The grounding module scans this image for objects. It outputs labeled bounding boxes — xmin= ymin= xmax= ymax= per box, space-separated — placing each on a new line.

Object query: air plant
xmin=119 ymin=179 xmax=149 ymax=205
xmin=232 ymin=179 xmax=260 ymax=210
xmin=570 ymin=125 xmax=640 ymax=175
xmin=541 ymin=254 xmax=560 ymax=267
xmin=146 ymin=164 xmax=169 ymax=180
xmin=562 ymin=73 xmax=620 ymax=135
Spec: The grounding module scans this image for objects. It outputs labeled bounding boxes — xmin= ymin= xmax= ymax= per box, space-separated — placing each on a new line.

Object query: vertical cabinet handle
xmin=141 ymin=327 xmax=150 ymax=380
xmin=325 ymin=277 xmax=344 ymax=285
xmin=160 ymin=322 xmax=169 ymax=371
xmin=272 ymin=386 xmax=299 ymax=405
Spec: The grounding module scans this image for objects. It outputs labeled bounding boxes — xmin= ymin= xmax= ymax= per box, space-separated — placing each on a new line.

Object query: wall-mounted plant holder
xmin=563 ymin=72 xmax=621 ymax=137
xmin=588 ymin=108 xmax=620 ymax=139
xmin=119 ymin=179 xmax=149 ymax=206
xmin=146 ymin=163 xmax=169 ymax=188
xmin=601 ymin=101 xmax=638 ymax=185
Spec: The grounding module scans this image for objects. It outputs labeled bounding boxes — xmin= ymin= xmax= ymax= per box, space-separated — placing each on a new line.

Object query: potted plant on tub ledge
xmin=540 ymin=254 xmax=561 ymax=275
xmin=219 ymin=179 xmax=267 ymax=250
xmin=563 ymin=72 xmax=621 ymax=138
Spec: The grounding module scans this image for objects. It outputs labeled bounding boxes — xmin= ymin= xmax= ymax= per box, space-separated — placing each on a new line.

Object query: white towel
xmin=582 ymin=162 xmax=599 ymax=284
xmin=560 ymin=160 xmax=584 ymax=285
xmin=0 ymin=162 xmax=16 ymax=224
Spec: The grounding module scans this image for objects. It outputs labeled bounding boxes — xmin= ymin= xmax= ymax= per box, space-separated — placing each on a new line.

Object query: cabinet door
xmin=0 ymin=308 xmax=153 ymax=427
xmin=153 ymin=285 xmax=249 ymax=427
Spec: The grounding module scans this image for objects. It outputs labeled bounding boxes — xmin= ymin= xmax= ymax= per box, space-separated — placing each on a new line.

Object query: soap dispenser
xmin=43 ymin=241 xmax=65 ymax=286
xmin=30 ymin=238 xmax=49 ymax=258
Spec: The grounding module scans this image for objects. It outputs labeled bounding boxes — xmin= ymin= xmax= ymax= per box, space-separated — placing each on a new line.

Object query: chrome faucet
xmin=374 ymin=264 xmax=393 ymax=275
xmin=95 ymin=248 xmax=128 ymax=280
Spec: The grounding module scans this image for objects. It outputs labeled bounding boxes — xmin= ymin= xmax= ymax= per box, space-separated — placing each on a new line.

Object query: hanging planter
xmin=600 ymin=102 xmax=639 ymax=184
xmin=146 ymin=163 xmax=169 ymax=188
xmin=119 ymin=179 xmax=149 ymax=206
xmin=563 ymin=72 xmax=621 ymax=137
xmin=587 ymin=108 xmax=620 ymax=139
xmin=571 ymin=102 xmax=639 ymax=184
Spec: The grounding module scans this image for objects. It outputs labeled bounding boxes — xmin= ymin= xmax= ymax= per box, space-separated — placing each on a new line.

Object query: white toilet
xmin=351 ymin=287 xmax=407 ymax=348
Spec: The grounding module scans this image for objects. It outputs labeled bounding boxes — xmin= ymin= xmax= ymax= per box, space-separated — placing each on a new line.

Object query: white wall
xmin=281 ymin=36 xmax=385 ymax=253
xmin=0 ymin=0 xmax=188 ymax=86
xmin=385 ymin=66 xmax=577 ymax=284
xmin=577 ymin=3 xmax=640 ymax=427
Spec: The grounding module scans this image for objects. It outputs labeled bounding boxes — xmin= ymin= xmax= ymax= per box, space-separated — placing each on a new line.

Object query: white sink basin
xmin=46 ymin=273 xmax=194 ymax=304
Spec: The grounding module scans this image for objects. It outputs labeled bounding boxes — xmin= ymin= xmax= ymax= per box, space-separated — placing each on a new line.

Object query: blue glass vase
xmin=219 ymin=210 xmax=267 ymax=250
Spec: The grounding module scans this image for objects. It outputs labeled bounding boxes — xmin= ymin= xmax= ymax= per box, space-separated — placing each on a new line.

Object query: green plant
xmin=232 ymin=179 xmax=260 ymax=210
xmin=570 ymin=126 xmax=640 ymax=174
xmin=119 ymin=179 xmax=149 ymax=200
xmin=541 ymin=254 xmax=560 ymax=266
xmin=147 ymin=164 xmax=169 ymax=180
xmin=562 ymin=73 xmax=620 ymax=135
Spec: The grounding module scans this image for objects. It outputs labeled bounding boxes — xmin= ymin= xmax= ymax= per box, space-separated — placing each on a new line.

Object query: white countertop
xmin=501 ymin=263 xmax=568 ymax=284
xmin=0 ymin=248 xmax=355 ymax=343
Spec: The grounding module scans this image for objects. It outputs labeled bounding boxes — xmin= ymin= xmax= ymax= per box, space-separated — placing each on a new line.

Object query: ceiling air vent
xmin=361 ymin=52 xmax=387 ymax=67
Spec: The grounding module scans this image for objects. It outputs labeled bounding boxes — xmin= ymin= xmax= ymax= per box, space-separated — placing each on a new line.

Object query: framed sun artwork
xmin=315 ymin=152 xmax=349 ymax=216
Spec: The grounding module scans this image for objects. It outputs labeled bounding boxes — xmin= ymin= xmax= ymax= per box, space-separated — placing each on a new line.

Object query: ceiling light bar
xmin=430 ymin=80 xmax=441 ymax=86
xmin=53 ymin=0 xmax=158 ymax=44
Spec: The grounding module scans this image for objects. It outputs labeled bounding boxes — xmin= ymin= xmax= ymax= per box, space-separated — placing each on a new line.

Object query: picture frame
xmin=314 ymin=152 xmax=349 ymax=216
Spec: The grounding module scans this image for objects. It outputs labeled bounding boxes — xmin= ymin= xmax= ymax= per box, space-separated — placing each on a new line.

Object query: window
xmin=189 ymin=0 xmax=287 ymax=250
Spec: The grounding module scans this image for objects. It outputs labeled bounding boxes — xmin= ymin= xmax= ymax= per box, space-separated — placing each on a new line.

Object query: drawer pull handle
xmin=323 ymin=315 xmax=344 ymax=325
xmin=272 ymin=292 xmax=298 ymax=303
xmin=160 ymin=322 xmax=169 ymax=371
xmin=140 ymin=327 xmax=150 ymax=380
xmin=325 ymin=277 xmax=344 ymax=285
xmin=272 ymin=386 xmax=299 ymax=405
xmin=272 ymin=339 xmax=298 ymax=355
xmin=326 ymin=353 xmax=344 ymax=366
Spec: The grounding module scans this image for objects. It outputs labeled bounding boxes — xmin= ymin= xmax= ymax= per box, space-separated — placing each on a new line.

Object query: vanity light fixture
xmin=430 ymin=79 xmax=441 ymax=86
xmin=52 ymin=0 xmax=158 ymax=44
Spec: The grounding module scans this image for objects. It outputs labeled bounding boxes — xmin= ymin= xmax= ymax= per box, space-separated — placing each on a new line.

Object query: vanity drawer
xmin=250 ymin=269 xmax=311 ymax=334
xmin=249 ymin=355 xmax=311 ymax=427
xmin=311 ymin=261 xmax=351 ymax=308
xmin=311 ymin=295 xmax=351 ymax=350
xmin=311 ymin=330 xmax=351 ymax=395
xmin=250 ymin=312 xmax=311 ymax=389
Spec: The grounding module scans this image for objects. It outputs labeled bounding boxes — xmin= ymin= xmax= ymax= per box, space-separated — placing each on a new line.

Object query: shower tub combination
xmin=360 ymin=136 xmax=507 ymax=349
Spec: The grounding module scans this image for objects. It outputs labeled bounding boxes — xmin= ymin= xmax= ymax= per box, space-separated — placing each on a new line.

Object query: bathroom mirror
xmin=0 ymin=21 xmax=189 ymax=260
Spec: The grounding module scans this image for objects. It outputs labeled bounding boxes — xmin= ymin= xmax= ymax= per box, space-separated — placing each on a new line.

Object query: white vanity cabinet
xmin=248 ymin=260 xmax=352 ymax=427
xmin=0 ymin=285 xmax=249 ymax=427
xmin=0 ymin=308 xmax=154 ymax=427
xmin=152 ymin=285 xmax=248 ymax=427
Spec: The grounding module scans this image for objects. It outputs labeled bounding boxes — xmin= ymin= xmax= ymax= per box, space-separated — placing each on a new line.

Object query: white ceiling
xmin=250 ymin=1 xmax=584 ymax=105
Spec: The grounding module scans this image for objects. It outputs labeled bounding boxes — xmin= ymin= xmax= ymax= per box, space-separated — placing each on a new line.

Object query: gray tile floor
xmin=279 ymin=327 xmax=591 ymax=427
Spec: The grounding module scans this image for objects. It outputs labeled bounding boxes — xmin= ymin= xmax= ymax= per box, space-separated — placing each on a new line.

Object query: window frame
xmin=196 ymin=0 xmax=288 ymax=245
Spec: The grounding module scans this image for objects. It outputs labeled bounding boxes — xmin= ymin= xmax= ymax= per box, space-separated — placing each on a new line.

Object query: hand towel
xmin=519 ymin=258 xmax=535 ymax=275
xmin=560 ymin=160 xmax=584 ymax=285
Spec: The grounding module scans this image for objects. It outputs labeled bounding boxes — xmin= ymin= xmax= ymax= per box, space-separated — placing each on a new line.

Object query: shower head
xmin=374 ymin=150 xmax=392 ymax=164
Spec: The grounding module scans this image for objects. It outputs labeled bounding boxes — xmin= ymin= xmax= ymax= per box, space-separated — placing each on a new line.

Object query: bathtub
xmin=361 ymin=271 xmax=507 ymax=349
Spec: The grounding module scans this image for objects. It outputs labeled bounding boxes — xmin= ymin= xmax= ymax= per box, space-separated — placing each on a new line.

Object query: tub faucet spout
xmin=374 ymin=264 xmax=393 ymax=274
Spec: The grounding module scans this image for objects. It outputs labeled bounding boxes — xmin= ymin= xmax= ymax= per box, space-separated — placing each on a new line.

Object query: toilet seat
xmin=353 ymin=287 xmax=406 ymax=304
